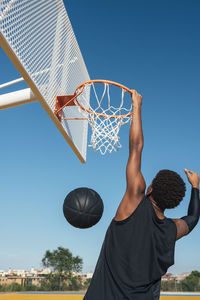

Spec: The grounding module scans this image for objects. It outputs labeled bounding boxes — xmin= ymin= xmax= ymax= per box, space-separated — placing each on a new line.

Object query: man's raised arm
xmin=115 ymin=90 xmax=146 ymax=221
xmin=126 ymin=90 xmax=146 ymax=197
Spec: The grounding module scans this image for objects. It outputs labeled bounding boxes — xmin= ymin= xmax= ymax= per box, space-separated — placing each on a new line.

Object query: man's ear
xmin=146 ymin=185 xmax=153 ymax=196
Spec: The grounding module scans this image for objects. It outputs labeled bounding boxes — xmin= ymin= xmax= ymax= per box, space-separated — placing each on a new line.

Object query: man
xmin=84 ymin=90 xmax=200 ymax=300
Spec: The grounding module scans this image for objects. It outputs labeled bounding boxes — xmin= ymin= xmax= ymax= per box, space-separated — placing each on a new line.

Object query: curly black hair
xmin=151 ymin=169 xmax=186 ymax=211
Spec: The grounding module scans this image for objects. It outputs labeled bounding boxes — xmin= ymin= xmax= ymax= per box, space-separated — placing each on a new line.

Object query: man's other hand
xmin=184 ymin=169 xmax=199 ymax=189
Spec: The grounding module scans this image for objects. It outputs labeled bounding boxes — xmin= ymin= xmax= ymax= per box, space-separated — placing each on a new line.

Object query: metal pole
xmin=0 ymin=77 xmax=24 ymax=89
xmin=0 ymin=88 xmax=37 ymax=109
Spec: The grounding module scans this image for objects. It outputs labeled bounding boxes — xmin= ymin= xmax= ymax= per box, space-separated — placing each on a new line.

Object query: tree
xmin=182 ymin=271 xmax=200 ymax=292
xmin=42 ymin=246 xmax=83 ymax=290
xmin=6 ymin=282 xmax=22 ymax=292
xmin=84 ymin=278 xmax=92 ymax=289
xmin=68 ymin=274 xmax=83 ymax=291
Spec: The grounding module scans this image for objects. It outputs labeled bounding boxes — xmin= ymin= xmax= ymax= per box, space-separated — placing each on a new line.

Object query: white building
xmin=175 ymin=273 xmax=190 ymax=282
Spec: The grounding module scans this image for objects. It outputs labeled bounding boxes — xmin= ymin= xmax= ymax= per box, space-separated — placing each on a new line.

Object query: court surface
xmin=1 ymin=293 xmax=200 ymax=300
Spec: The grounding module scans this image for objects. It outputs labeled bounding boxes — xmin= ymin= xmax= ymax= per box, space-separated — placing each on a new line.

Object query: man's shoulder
xmin=114 ymin=193 xmax=146 ymax=222
xmin=171 ymin=218 xmax=189 ymax=240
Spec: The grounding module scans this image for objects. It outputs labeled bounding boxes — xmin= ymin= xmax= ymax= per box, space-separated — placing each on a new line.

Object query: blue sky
xmin=0 ymin=0 xmax=200 ymax=275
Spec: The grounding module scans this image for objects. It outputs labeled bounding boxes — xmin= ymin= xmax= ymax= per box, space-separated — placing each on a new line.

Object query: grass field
xmin=0 ymin=294 xmax=200 ymax=300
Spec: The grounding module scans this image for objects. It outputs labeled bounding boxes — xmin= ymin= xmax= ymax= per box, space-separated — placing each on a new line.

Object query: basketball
xmin=63 ymin=187 xmax=104 ymax=229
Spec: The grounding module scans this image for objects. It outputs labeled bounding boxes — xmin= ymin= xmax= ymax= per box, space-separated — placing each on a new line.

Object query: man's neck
xmin=148 ymin=195 xmax=165 ymax=220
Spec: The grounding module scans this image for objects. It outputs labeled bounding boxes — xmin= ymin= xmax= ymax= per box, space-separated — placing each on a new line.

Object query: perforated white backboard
xmin=0 ymin=0 xmax=90 ymax=163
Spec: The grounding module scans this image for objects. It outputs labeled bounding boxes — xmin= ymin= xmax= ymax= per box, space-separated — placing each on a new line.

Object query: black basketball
xmin=63 ymin=187 xmax=104 ymax=229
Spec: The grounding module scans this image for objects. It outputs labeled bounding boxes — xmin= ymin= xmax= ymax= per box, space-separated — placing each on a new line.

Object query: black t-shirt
xmin=84 ymin=196 xmax=177 ymax=300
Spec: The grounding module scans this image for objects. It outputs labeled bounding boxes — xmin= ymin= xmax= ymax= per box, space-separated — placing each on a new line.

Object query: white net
xmin=75 ymin=82 xmax=133 ymax=155
xmin=0 ymin=0 xmax=90 ymax=162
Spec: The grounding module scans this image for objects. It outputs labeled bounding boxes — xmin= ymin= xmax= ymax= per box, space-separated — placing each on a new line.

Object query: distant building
xmin=85 ymin=272 xmax=93 ymax=279
xmin=40 ymin=268 xmax=51 ymax=275
xmin=162 ymin=272 xmax=190 ymax=282
xmin=0 ymin=267 xmax=50 ymax=287
xmin=162 ymin=273 xmax=176 ymax=281
xmin=174 ymin=273 xmax=190 ymax=282
xmin=0 ymin=270 xmax=7 ymax=277
xmin=0 ymin=275 xmax=42 ymax=287
xmin=81 ymin=272 xmax=93 ymax=283
xmin=8 ymin=269 xmax=26 ymax=277
xmin=0 ymin=268 xmax=93 ymax=287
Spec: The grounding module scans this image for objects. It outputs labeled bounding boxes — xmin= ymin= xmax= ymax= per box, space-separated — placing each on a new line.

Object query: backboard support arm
xmin=0 ymin=88 xmax=37 ymax=110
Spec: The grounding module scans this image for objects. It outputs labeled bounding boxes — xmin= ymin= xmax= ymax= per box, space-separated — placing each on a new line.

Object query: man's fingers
xmin=187 ymin=170 xmax=194 ymax=176
xmin=184 ymin=169 xmax=193 ymax=180
xmin=184 ymin=169 xmax=190 ymax=175
xmin=184 ymin=169 xmax=194 ymax=175
xmin=131 ymin=90 xmax=137 ymax=97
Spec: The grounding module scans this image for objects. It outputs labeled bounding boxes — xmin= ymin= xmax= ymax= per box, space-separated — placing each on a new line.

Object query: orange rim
xmin=74 ymin=79 xmax=133 ymax=94
xmin=57 ymin=79 xmax=133 ymax=119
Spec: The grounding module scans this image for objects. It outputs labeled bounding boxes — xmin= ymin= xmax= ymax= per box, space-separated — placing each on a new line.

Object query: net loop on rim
xmin=55 ymin=80 xmax=133 ymax=155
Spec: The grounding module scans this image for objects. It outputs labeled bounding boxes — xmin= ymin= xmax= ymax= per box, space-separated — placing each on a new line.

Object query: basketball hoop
xmin=54 ymin=80 xmax=133 ymax=154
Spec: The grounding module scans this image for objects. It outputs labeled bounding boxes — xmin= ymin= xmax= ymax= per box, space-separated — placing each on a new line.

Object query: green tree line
xmin=161 ymin=271 xmax=200 ymax=292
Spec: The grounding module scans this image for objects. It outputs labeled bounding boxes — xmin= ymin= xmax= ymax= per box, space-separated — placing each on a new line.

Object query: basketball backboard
xmin=0 ymin=0 xmax=90 ymax=163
